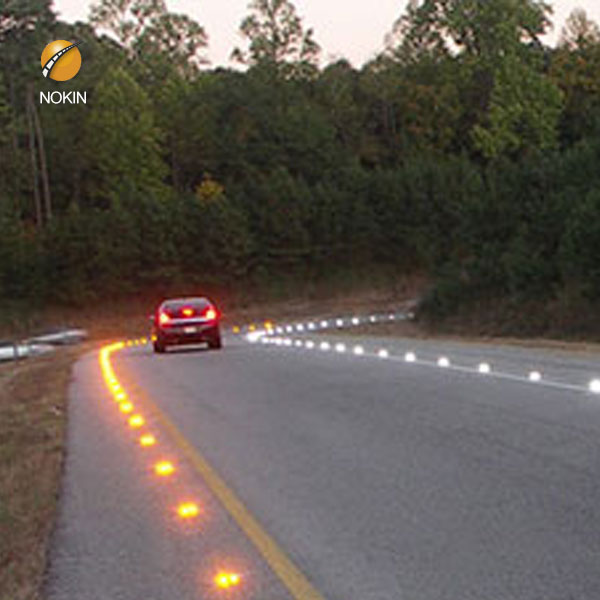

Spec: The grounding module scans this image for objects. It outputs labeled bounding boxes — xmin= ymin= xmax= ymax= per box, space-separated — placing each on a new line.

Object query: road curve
xmin=47 ymin=332 xmax=600 ymax=600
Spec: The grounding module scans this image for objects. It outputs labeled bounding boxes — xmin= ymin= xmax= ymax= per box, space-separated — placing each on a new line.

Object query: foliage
xmin=232 ymin=0 xmax=320 ymax=80
xmin=0 ymin=0 xmax=600 ymax=337
xmin=89 ymin=0 xmax=208 ymax=74
xmin=472 ymin=55 xmax=563 ymax=158
xmin=386 ymin=0 xmax=551 ymax=65
xmin=560 ymin=187 xmax=600 ymax=299
xmin=84 ymin=66 xmax=168 ymax=207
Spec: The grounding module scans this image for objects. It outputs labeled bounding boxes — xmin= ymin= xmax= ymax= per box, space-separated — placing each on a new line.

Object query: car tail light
xmin=204 ymin=307 xmax=217 ymax=321
xmin=182 ymin=307 xmax=194 ymax=318
xmin=159 ymin=311 xmax=170 ymax=326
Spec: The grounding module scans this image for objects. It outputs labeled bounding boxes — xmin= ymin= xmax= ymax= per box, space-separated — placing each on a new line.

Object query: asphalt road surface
xmin=46 ymin=330 xmax=600 ymax=600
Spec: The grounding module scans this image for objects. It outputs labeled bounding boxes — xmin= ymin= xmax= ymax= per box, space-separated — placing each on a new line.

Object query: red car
xmin=150 ymin=297 xmax=222 ymax=353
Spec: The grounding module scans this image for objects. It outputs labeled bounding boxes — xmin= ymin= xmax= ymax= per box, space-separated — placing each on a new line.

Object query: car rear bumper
xmin=155 ymin=324 xmax=219 ymax=346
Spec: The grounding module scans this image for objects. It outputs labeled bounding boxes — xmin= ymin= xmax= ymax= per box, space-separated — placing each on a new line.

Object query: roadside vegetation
xmin=1 ymin=0 xmax=600 ymax=338
xmin=0 ymin=350 xmax=76 ymax=600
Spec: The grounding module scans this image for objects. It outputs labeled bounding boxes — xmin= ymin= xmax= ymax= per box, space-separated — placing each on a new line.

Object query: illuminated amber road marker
xmin=129 ymin=414 xmax=145 ymax=428
xmin=215 ymin=571 xmax=241 ymax=589
xmin=154 ymin=461 xmax=175 ymax=477
xmin=139 ymin=433 xmax=156 ymax=447
xmin=114 ymin=391 xmax=127 ymax=403
xmin=177 ymin=502 xmax=199 ymax=519
xmin=119 ymin=401 xmax=134 ymax=414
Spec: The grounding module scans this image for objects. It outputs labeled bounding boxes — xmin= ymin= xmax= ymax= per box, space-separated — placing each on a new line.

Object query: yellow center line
xmin=121 ymin=372 xmax=326 ymax=600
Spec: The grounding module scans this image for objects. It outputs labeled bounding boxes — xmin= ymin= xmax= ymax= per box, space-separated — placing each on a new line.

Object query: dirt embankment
xmin=0 ymin=349 xmax=79 ymax=600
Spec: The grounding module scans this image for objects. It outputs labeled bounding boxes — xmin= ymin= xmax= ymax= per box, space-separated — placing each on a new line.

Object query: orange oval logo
xmin=41 ymin=40 xmax=82 ymax=82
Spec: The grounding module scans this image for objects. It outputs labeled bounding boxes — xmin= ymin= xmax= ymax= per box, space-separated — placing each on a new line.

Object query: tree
xmin=385 ymin=0 xmax=450 ymax=64
xmin=472 ymin=54 xmax=563 ymax=158
xmin=182 ymin=177 xmax=253 ymax=283
xmin=552 ymin=10 xmax=600 ymax=146
xmin=0 ymin=202 xmax=41 ymax=298
xmin=89 ymin=0 xmax=208 ymax=75
xmin=84 ymin=66 xmax=168 ymax=207
xmin=387 ymin=0 xmax=552 ymax=65
xmin=0 ymin=0 xmax=54 ymax=44
xmin=361 ymin=54 xmax=462 ymax=160
xmin=386 ymin=0 xmax=561 ymax=158
xmin=0 ymin=0 xmax=55 ymax=226
xmin=560 ymin=188 xmax=600 ymax=298
xmin=232 ymin=0 xmax=320 ymax=79
xmin=559 ymin=8 xmax=600 ymax=50
xmin=0 ymin=72 xmax=12 ymax=190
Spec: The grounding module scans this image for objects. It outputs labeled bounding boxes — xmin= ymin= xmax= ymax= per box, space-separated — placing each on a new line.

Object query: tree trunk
xmin=28 ymin=85 xmax=52 ymax=222
xmin=171 ymin=138 xmax=180 ymax=192
xmin=8 ymin=76 xmax=21 ymax=205
xmin=26 ymin=98 xmax=43 ymax=229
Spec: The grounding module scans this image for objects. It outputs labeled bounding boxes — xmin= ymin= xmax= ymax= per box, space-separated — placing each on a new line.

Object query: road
xmin=46 ymin=328 xmax=600 ymax=600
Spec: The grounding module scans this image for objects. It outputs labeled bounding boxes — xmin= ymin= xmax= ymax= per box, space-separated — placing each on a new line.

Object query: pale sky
xmin=52 ymin=0 xmax=600 ymax=68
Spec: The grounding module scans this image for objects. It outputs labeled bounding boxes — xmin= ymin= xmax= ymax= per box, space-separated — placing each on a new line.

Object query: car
xmin=150 ymin=297 xmax=222 ymax=353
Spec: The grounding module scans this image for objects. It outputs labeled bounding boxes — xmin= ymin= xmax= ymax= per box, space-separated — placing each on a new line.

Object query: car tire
xmin=207 ymin=330 xmax=222 ymax=350
xmin=153 ymin=341 xmax=166 ymax=353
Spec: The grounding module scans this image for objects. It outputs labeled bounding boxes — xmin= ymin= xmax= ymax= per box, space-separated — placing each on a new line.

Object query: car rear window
xmin=161 ymin=299 xmax=211 ymax=317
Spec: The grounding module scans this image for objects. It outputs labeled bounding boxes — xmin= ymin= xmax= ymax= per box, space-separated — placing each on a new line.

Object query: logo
xmin=41 ymin=40 xmax=82 ymax=82
xmin=39 ymin=91 xmax=87 ymax=104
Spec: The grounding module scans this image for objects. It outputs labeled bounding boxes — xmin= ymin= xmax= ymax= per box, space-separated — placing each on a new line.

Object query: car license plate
xmin=184 ymin=326 xmax=197 ymax=334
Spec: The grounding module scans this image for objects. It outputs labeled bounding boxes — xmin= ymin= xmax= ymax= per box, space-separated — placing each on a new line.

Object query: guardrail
xmin=0 ymin=329 xmax=88 ymax=363
xmin=27 ymin=329 xmax=87 ymax=346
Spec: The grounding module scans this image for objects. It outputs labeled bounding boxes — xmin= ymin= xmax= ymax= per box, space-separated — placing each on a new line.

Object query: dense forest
xmin=1 ymin=0 xmax=600 ymax=336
